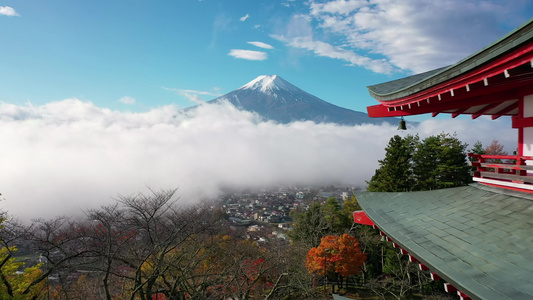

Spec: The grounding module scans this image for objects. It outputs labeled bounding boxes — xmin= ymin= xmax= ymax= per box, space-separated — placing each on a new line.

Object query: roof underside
xmin=366 ymin=18 xmax=533 ymax=118
xmin=356 ymin=184 xmax=533 ymax=300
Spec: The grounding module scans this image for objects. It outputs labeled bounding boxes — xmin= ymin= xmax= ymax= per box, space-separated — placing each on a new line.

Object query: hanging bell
xmin=397 ymin=117 xmax=407 ymax=130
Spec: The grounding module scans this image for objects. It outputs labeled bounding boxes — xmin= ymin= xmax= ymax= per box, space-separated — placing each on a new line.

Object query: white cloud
xmin=163 ymin=88 xmax=222 ymax=105
xmin=240 ymin=14 xmax=250 ymax=22
xmin=229 ymin=49 xmax=268 ymax=60
xmin=169 ymin=89 xmax=220 ymax=96
xmin=303 ymin=0 xmax=528 ymax=73
xmin=0 ymin=6 xmax=19 ymax=16
xmin=271 ymin=14 xmax=394 ymax=73
xmin=0 ymin=99 xmax=389 ymax=220
xmin=309 ymin=0 xmax=364 ymax=15
xmin=119 ymin=96 xmax=136 ymax=105
xmin=273 ymin=33 xmax=393 ymax=73
xmin=415 ymin=117 xmax=516 ymax=153
xmin=210 ymin=13 xmax=234 ymax=48
xmin=282 ymin=0 xmax=296 ymax=7
xmin=0 ymin=99 xmax=516 ymax=221
xmin=247 ymin=41 xmax=274 ymax=49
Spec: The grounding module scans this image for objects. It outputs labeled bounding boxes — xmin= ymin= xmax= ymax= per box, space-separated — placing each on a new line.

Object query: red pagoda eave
xmin=353 ymin=210 xmax=472 ymax=300
xmin=368 ymin=42 xmax=533 ymax=118
xmin=353 ymin=210 xmax=375 ymax=226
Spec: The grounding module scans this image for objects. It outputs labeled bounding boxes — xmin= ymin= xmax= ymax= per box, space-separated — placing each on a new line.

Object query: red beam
xmin=367 ymin=104 xmax=410 ymax=118
xmin=467 ymin=153 xmax=533 ymax=161
xmin=512 ymin=116 xmax=533 ymax=128
xmin=369 ymin=88 xmax=520 ymax=117
xmin=444 ymin=283 xmax=457 ymax=293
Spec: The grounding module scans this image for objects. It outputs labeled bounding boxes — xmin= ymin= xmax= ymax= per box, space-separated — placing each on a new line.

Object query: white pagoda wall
xmin=522 ymin=94 xmax=533 ymax=159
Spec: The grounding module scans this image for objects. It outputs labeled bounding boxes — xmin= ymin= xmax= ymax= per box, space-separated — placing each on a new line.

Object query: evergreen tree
xmin=435 ymin=132 xmax=471 ymax=188
xmin=343 ymin=193 xmax=361 ymax=216
xmin=412 ymin=133 xmax=471 ymax=190
xmin=367 ymin=135 xmax=417 ymax=192
xmin=368 ymin=133 xmax=471 ymax=192
xmin=322 ymin=198 xmax=352 ymax=233
xmin=290 ymin=198 xmax=352 ymax=247
xmin=469 ymin=141 xmax=485 ymax=156
xmin=468 ymin=141 xmax=485 ymax=171
xmin=412 ymin=135 xmax=440 ymax=190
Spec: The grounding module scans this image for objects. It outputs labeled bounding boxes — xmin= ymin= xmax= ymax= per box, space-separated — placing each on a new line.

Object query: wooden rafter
xmin=492 ymin=102 xmax=519 ymax=120
xmin=452 ymin=107 xmax=469 ymax=118
xmin=368 ymin=87 xmax=523 ymax=118
xmin=471 ymin=102 xmax=502 ymax=119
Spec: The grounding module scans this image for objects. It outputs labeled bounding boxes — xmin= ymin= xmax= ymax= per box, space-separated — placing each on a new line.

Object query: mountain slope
xmin=207 ymin=75 xmax=396 ymax=126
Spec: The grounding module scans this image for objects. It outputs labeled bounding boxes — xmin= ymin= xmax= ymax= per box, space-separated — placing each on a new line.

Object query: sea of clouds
xmin=0 ymin=99 xmax=516 ymax=221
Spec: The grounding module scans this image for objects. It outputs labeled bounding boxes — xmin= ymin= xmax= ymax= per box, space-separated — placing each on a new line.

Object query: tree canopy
xmin=0 ymin=215 xmax=46 ymax=300
xmin=289 ymin=197 xmax=353 ymax=248
xmin=484 ymin=140 xmax=508 ymax=156
xmin=367 ymin=135 xmax=416 ymax=192
xmin=367 ymin=133 xmax=471 ymax=192
xmin=305 ymin=234 xmax=366 ymax=277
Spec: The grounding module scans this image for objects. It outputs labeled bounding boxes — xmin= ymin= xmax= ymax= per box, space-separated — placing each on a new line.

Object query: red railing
xmin=468 ymin=153 xmax=533 ymax=184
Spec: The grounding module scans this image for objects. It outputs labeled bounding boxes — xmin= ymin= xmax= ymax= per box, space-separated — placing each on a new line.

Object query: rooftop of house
xmin=367 ymin=17 xmax=533 ymax=102
xmin=355 ymin=183 xmax=533 ymax=300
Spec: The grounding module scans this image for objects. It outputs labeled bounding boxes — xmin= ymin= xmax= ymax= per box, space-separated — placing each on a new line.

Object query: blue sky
xmin=0 ymin=0 xmax=530 ymax=220
xmin=2 ymin=0 xmax=532 ymax=113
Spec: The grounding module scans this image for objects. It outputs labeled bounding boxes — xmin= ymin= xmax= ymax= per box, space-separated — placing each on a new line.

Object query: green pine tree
xmin=412 ymin=135 xmax=440 ymax=190
xmin=469 ymin=141 xmax=485 ymax=157
xmin=468 ymin=141 xmax=485 ymax=172
xmin=368 ymin=133 xmax=471 ymax=192
xmin=289 ymin=197 xmax=352 ymax=247
xmin=435 ymin=132 xmax=471 ymax=188
xmin=366 ymin=135 xmax=417 ymax=192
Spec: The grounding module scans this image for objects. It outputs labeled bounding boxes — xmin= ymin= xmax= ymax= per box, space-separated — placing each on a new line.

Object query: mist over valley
xmin=0 ymin=76 xmax=516 ymax=221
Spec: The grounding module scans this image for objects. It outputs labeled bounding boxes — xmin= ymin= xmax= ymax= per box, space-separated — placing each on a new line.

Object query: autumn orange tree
xmin=484 ymin=140 xmax=508 ymax=156
xmin=306 ymin=234 xmax=366 ymax=289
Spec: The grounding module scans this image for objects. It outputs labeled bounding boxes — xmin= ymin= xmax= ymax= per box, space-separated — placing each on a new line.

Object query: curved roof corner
xmin=368 ymin=18 xmax=533 ymax=103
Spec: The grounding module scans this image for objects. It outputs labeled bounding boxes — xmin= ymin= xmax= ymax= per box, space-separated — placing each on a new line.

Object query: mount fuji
xmin=205 ymin=75 xmax=396 ymax=126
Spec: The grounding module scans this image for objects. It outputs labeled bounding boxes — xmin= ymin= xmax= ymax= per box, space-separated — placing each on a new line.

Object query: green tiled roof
xmin=367 ymin=67 xmax=447 ymax=96
xmin=367 ymin=18 xmax=533 ymax=102
xmin=356 ymin=184 xmax=533 ymax=300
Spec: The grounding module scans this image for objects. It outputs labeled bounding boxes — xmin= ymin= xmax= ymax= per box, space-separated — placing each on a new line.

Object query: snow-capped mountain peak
xmin=239 ymin=75 xmax=295 ymax=93
xmin=206 ymin=75 xmax=397 ymax=126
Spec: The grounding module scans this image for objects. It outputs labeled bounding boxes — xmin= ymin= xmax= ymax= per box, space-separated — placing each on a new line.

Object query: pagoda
xmin=355 ymin=18 xmax=533 ymax=300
